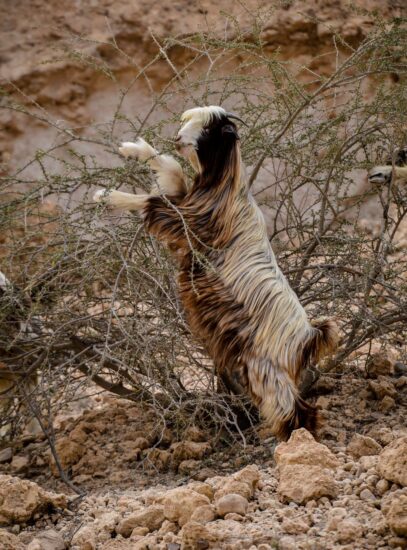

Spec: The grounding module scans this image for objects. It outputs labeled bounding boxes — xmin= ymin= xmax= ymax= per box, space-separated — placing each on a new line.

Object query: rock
xmin=71 ymin=525 xmax=96 ymax=550
xmin=278 ymin=464 xmax=338 ymax=504
xmin=326 ymin=507 xmax=347 ymax=530
xmin=144 ymin=449 xmax=171 ymax=471
xmin=216 ymin=494 xmax=248 ymax=517
xmin=116 ymin=505 xmax=165 ymax=537
xmin=385 ymin=494 xmax=407 ymax=536
xmin=0 ymin=529 xmax=24 ymax=550
xmin=347 ymin=434 xmax=382 ymax=458
xmin=178 ymin=460 xmax=200 ymax=474
xmin=95 ymin=511 xmax=120 ymax=536
xmin=316 ymin=396 xmax=330 ymax=409
xmin=281 ymin=517 xmax=309 ymax=534
xmin=0 ymin=448 xmax=13 ymax=463
xmin=275 ymin=429 xmax=338 ymax=504
xmin=170 ymin=441 xmax=211 ymax=465
xmin=214 ymin=479 xmax=253 ymax=501
xmin=232 ymin=465 xmax=260 ymax=493
xmin=368 ymin=377 xmax=397 ymax=400
xmin=335 ymin=518 xmax=365 ymax=543
xmin=312 ymin=376 xmax=336 ymax=394
xmin=395 ymin=362 xmax=407 ymax=377
xmin=133 ymin=437 xmax=149 ymax=450
xmin=10 ymin=455 xmax=29 ymax=473
xmin=130 ymin=526 xmax=149 ymax=537
xmin=376 ymin=479 xmax=390 ymax=495
xmin=224 ymin=512 xmax=244 ymax=521
xmin=49 ymin=437 xmax=85 ymax=476
xmin=213 ymin=465 xmax=260 ymax=501
xmin=162 ymin=488 xmax=210 ymax=526
xmin=158 ymin=520 xmax=177 ymax=535
xmin=378 ymin=437 xmax=407 ymax=487
xmin=193 ymin=468 xmax=217 ymax=482
xmin=0 ymin=475 xmax=67 ymax=525
xmin=190 ymin=505 xmax=216 ymax=524
xmin=366 ymin=351 xmax=396 ymax=377
xmin=359 ymin=455 xmax=379 ymax=471
xmin=26 ymin=529 xmax=65 ymax=550
xmin=360 ymin=488 xmax=376 ymax=501
xmin=181 ymin=519 xmax=266 ymax=549
xmin=274 ymin=428 xmax=339 ymax=469
xmin=379 ymin=396 xmax=396 ymax=412
xmin=367 ymin=426 xmax=394 ymax=446
xmin=395 ymin=376 xmax=407 ymax=388
xmin=388 ymin=535 xmax=407 ymax=548
xmin=183 ymin=426 xmax=207 ymax=442
xmin=187 ymin=482 xmax=214 ymax=501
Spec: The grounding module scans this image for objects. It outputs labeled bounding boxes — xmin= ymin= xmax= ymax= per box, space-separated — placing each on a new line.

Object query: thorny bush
xmin=0 ymin=10 xmax=406 ymax=471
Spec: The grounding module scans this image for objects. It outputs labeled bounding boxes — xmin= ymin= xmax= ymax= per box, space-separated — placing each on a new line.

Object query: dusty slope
xmin=1 ymin=0 xmax=404 ymax=173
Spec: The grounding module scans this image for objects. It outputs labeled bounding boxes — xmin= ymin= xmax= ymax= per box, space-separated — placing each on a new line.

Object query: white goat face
xmin=368 ymin=165 xmax=393 ymax=185
xmin=175 ymin=106 xmax=227 ymax=171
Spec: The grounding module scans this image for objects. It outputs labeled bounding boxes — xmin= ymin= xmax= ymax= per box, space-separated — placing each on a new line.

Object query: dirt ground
xmin=0 ymin=350 xmax=406 ymax=549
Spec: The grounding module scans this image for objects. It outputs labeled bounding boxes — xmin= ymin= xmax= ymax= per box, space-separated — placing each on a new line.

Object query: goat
xmin=94 ymin=106 xmax=339 ymax=440
xmin=368 ymin=146 xmax=407 ymax=186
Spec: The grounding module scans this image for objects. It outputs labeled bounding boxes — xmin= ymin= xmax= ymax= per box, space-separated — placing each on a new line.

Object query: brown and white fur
xmin=368 ymin=146 xmax=407 ymax=186
xmin=94 ymin=106 xmax=338 ymax=440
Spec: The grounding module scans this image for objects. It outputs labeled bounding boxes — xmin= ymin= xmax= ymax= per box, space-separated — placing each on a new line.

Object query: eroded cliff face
xmin=0 ymin=0 xmax=404 ymax=173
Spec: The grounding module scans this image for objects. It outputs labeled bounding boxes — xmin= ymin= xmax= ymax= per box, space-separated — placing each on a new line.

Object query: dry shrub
xmin=0 ymin=10 xmax=406 ymax=467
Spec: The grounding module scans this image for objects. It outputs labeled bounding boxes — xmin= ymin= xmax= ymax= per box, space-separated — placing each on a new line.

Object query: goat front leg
xmin=119 ymin=138 xmax=188 ymax=196
xmin=93 ymin=189 xmax=150 ymax=212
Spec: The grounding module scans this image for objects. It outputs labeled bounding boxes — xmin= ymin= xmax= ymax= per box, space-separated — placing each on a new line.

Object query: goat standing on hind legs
xmin=94 ymin=106 xmax=339 ymax=440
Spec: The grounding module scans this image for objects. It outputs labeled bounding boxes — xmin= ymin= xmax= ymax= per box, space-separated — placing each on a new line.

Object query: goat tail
xmin=305 ymin=318 xmax=339 ymax=365
xmin=247 ymin=359 xmax=320 ymax=441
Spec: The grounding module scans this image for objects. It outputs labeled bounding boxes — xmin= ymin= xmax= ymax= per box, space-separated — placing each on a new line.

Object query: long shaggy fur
xmin=95 ymin=106 xmax=339 ymax=440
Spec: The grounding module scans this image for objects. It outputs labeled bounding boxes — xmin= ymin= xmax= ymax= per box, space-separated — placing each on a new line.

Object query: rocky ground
xmin=1 ymin=1 xmax=407 ymax=549
xmin=0 ymin=349 xmax=406 ymax=549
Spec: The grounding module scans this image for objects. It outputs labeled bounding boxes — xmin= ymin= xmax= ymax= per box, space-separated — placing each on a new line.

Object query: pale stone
xmin=26 ymin=529 xmax=65 ymax=550
xmin=71 ymin=525 xmax=96 ymax=550
xmin=378 ymin=437 xmax=407 ymax=487
xmin=116 ymin=505 xmax=165 ymax=537
xmin=162 ymin=488 xmax=210 ymax=526
xmin=274 ymin=428 xmax=339 ymax=470
xmin=0 ymin=475 xmax=67 ymax=525
xmin=347 ymin=434 xmax=382 ymax=458
xmin=170 ymin=441 xmax=211 ymax=464
xmin=10 ymin=455 xmax=29 ymax=473
xmin=0 ymin=529 xmax=25 ymax=550
xmin=281 ymin=516 xmax=309 ymax=534
xmin=190 ymin=504 xmax=216 ymax=524
xmin=386 ymin=494 xmax=407 ymax=536
xmin=366 ymin=351 xmax=396 ymax=377
xmin=278 ymin=464 xmax=338 ymax=504
xmin=216 ymin=493 xmax=248 ymax=517
xmin=379 ymin=396 xmax=396 ymax=412
xmin=0 ymin=448 xmax=12 ymax=463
